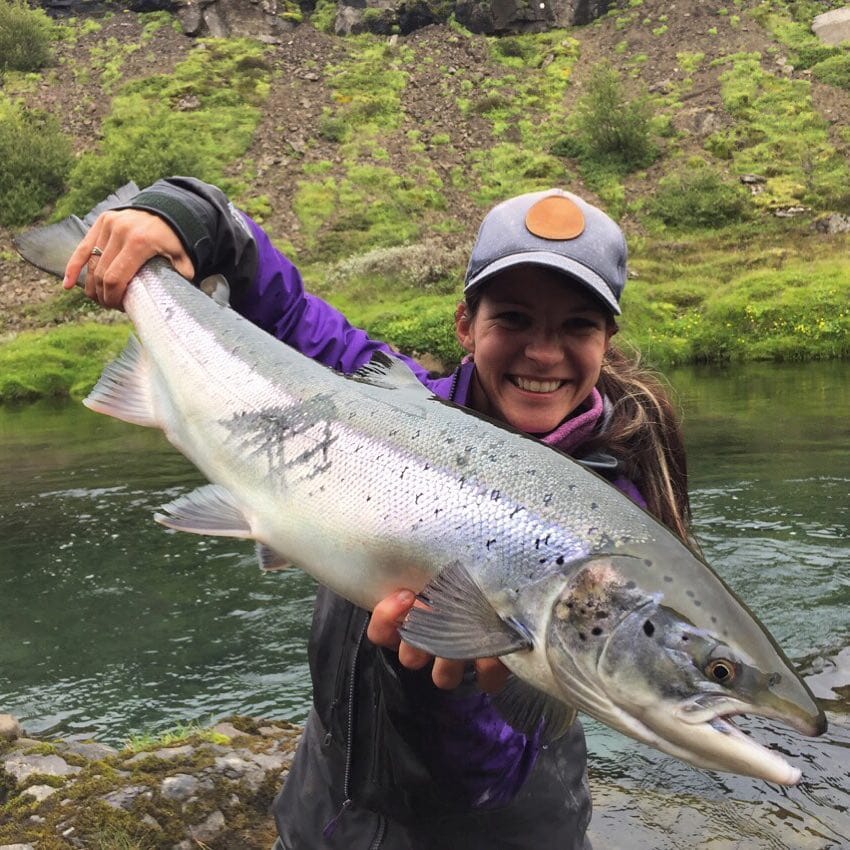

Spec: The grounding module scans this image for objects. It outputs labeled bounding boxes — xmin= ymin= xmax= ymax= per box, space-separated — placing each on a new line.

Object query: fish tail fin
xmin=83 ymin=333 xmax=160 ymax=429
xmin=12 ymin=181 xmax=141 ymax=281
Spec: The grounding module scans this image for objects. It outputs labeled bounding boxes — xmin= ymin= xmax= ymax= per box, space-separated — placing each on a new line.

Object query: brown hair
xmin=580 ymin=345 xmax=693 ymax=543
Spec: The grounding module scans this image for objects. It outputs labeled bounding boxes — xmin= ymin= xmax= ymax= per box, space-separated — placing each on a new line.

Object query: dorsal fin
xmin=349 ymin=351 xmax=430 ymax=393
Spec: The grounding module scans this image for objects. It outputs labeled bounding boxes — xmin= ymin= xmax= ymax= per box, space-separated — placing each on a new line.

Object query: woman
xmin=65 ymin=181 xmax=691 ymax=849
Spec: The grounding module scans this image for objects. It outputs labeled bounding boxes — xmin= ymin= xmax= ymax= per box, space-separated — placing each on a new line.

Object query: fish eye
xmin=706 ymin=658 xmax=736 ymax=684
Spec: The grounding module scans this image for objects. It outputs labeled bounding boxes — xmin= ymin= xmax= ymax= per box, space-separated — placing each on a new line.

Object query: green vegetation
xmin=0 ymin=96 xmax=72 ymax=227
xmin=0 ymin=324 xmax=130 ymax=401
xmin=0 ymin=0 xmax=55 ymax=75
xmin=708 ymin=53 xmax=850 ymax=211
xmin=651 ymin=158 xmax=753 ymax=229
xmin=56 ymin=38 xmax=271 ymax=217
xmin=3 ymin=8 xmax=850 ymax=404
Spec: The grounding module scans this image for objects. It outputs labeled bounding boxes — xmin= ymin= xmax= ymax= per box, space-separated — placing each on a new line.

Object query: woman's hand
xmin=367 ymin=589 xmax=509 ymax=693
xmin=63 ymin=209 xmax=195 ymax=310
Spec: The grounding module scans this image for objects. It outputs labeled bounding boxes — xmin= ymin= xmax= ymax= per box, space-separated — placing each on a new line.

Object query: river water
xmin=1 ymin=360 xmax=848 ymax=847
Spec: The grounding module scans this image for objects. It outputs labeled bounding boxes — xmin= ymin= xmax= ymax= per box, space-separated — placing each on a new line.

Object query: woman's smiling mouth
xmin=510 ymin=376 xmax=566 ymax=394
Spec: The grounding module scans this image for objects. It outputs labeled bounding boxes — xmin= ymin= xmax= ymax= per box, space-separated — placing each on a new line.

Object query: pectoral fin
xmin=83 ymin=334 xmax=159 ymax=428
xmin=399 ymin=562 xmax=532 ymax=659
xmin=155 ymin=484 xmax=253 ymax=537
xmin=491 ymin=675 xmax=577 ymax=741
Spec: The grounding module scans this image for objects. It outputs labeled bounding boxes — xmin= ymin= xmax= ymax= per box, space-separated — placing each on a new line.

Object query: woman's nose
xmin=525 ymin=330 xmax=563 ymax=366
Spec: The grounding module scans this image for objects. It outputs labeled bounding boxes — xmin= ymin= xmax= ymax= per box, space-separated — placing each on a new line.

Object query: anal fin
xmin=399 ymin=562 xmax=532 ymax=659
xmin=257 ymin=543 xmax=293 ymax=572
xmin=83 ymin=334 xmax=159 ymax=428
xmin=155 ymin=484 xmax=252 ymax=537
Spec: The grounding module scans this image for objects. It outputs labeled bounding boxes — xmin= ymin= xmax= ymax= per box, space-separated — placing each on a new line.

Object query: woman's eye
xmin=496 ymin=311 xmax=528 ymax=327
xmin=565 ymin=317 xmax=602 ymax=332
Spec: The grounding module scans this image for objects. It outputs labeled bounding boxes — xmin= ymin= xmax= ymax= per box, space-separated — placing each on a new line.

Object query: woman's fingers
xmin=63 ymin=209 xmax=196 ymax=309
xmin=367 ymin=590 xmax=416 ymax=650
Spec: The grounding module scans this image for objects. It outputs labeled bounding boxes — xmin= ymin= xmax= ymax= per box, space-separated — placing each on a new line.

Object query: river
xmin=1 ymin=360 xmax=848 ymax=848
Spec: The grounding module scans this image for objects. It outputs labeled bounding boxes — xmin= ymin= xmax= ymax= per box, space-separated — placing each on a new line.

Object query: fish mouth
xmin=509 ymin=375 xmax=566 ymax=394
xmin=616 ymin=700 xmax=807 ymax=785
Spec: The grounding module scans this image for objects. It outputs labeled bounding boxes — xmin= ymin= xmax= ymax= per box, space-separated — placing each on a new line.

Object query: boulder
xmin=334 ymin=0 xmax=613 ymax=36
xmin=174 ymin=0 xmax=292 ymax=40
xmin=812 ymin=8 xmax=850 ymax=46
xmin=0 ymin=715 xmax=22 ymax=742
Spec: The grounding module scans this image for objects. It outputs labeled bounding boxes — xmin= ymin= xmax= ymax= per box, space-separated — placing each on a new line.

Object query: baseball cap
xmin=464 ymin=189 xmax=627 ymax=315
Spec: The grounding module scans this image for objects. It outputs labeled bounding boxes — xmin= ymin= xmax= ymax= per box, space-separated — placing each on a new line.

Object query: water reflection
xmin=1 ymin=362 xmax=848 ymax=848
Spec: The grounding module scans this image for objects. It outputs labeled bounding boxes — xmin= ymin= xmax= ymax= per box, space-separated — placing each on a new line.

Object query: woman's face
xmin=456 ymin=266 xmax=615 ymax=434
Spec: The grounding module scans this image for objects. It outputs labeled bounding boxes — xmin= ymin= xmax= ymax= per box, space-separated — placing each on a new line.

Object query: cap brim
xmin=465 ymin=252 xmax=621 ymax=315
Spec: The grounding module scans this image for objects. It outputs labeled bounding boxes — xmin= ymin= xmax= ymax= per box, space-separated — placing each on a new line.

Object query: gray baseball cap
xmin=464 ymin=189 xmax=627 ymax=315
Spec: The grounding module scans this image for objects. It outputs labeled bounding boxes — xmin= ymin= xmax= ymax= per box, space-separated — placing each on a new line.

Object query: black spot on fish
xmin=686 ymin=590 xmax=695 ymax=598
xmin=591 ymin=627 xmax=603 ymax=636
xmin=663 ymin=575 xmax=673 ymax=583
xmin=578 ymin=633 xmax=586 ymax=641
xmin=711 ymin=616 xmax=718 ymax=624
xmin=625 ymin=580 xmax=637 ymax=590
xmin=486 ymin=539 xmax=496 ymax=550
xmin=543 ymin=493 xmax=553 ymax=505
xmin=643 ymin=621 xmax=655 ymax=637
xmin=694 ymin=600 xmax=702 ymax=607
xmin=491 ymin=489 xmax=500 ymax=501
xmin=400 ymin=467 xmax=408 ymax=479
xmin=644 ymin=559 xmax=653 ymax=567
xmin=595 ymin=610 xmax=608 ymax=619
xmin=539 ymin=557 xmax=547 ymax=564
xmin=415 ymin=493 xmax=422 ymax=504
xmin=590 ymin=502 xmax=598 ymax=510
xmin=681 ymin=634 xmax=689 ymax=642
xmin=556 ymin=556 xmax=565 ymax=566
xmin=511 ymin=507 xmax=524 ymax=518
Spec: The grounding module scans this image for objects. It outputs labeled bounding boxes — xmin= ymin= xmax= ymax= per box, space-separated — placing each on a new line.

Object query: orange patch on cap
xmin=525 ymin=195 xmax=585 ymax=241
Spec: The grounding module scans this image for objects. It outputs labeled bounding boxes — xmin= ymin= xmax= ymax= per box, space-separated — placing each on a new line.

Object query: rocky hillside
xmin=2 ymin=0 xmax=850 ymax=364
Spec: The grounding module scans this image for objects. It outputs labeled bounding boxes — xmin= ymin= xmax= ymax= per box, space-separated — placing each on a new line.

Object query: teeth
xmin=513 ymin=377 xmax=563 ymax=393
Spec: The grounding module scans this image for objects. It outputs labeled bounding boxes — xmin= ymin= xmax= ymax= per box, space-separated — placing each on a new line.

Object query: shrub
xmin=0 ymin=97 xmax=72 ymax=227
xmin=811 ymin=53 xmax=850 ymax=92
xmin=569 ymin=62 xmax=658 ymax=171
xmin=651 ymin=161 xmax=752 ymax=229
xmin=0 ymin=0 xmax=54 ymax=74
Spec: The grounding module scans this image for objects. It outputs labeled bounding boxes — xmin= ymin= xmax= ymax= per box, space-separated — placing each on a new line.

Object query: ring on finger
xmin=90 ymin=246 xmax=104 ymax=257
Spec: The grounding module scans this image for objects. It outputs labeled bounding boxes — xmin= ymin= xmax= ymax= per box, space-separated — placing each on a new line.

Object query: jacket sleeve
xmin=127 ymin=177 xmax=434 ymax=379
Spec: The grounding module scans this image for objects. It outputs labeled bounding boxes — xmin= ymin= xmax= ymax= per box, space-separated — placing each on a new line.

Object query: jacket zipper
xmin=323 ymin=614 xmax=376 ymax=842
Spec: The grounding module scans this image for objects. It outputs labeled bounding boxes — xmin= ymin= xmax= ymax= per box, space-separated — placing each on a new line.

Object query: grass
xmin=0 ymin=323 xmax=130 ymax=401
xmin=706 ymin=52 xmax=850 ymax=211
xmin=56 ymin=38 xmax=271 ymax=218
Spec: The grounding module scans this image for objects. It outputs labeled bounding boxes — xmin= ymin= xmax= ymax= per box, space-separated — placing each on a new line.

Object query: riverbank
xmin=0 ymin=713 xmax=295 ymax=848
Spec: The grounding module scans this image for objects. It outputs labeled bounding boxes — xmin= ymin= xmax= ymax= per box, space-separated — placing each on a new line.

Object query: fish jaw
xmin=545 ymin=555 xmax=826 ymax=784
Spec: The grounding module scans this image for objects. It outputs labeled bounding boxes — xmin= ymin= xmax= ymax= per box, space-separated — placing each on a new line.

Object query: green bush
xmin=811 ymin=53 xmax=850 ymax=91
xmin=0 ymin=97 xmax=72 ymax=227
xmin=567 ymin=62 xmax=658 ymax=172
xmin=651 ymin=161 xmax=752 ymax=229
xmin=0 ymin=0 xmax=54 ymax=74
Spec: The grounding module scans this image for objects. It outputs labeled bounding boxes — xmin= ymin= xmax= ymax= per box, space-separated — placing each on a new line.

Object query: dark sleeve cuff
xmin=125 ymin=185 xmax=218 ymax=280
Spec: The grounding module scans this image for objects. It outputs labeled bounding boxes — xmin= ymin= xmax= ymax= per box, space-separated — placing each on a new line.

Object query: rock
xmin=22 ymin=784 xmax=59 ymax=803
xmin=161 ymin=772 xmax=205 ymax=801
xmin=0 ymin=844 xmax=36 ymax=850
xmin=211 ymin=721 xmax=249 ymax=740
xmin=190 ymin=809 xmax=226 ymax=842
xmin=124 ymin=744 xmax=194 ymax=765
xmin=740 ymin=174 xmax=767 ymax=184
xmin=813 ymin=213 xmax=850 ymax=234
xmin=0 ymin=714 xmax=22 ymax=742
xmin=174 ymin=0 xmax=284 ymax=39
xmin=1 ymin=754 xmax=81 ymax=783
xmin=60 ymin=741 xmax=118 ymax=761
xmin=812 ymin=8 xmax=850 ymax=46
xmin=101 ymin=784 xmax=153 ymax=810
